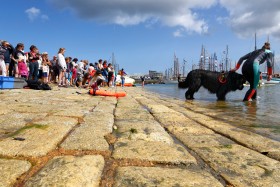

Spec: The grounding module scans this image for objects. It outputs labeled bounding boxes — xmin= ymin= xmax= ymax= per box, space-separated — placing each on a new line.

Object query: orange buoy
xmin=89 ymin=89 xmax=126 ymax=97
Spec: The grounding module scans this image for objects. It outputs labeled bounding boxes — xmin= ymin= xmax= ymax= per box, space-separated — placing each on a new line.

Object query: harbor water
xmin=144 ymin=83 xmax=280 ymax=141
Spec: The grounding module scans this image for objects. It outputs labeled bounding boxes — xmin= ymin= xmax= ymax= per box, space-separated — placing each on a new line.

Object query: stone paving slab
xmin=64 ymin=94 xmax=94 ymax=101
xmin=61 ymin=123 xmax=110 ymax=151
xmin=60 ymin=108 xmax=115 ymax=151
xmin=113 ymin=139 xmax=197 ymax=165
xmin=268 ymin=151 xmax=280 ymax=161
xmin=0 ymin=159 xmax=31 ymax=187
xmin=134 ymin=91 xmax=280 ymax=160
xmin=93 ymin=103 xmax=116 ymax=114
xmin=0 ymin=113 xmax=47 ymax=133
xmin=53 ymin=107 xmax=89 ymax=118
xmin=177 ymin=134 xmax=236 ymax=148
xmin=114 ymin=166 xmax=223 ymax=187
xmin=6 ymin=104 xmax=56 ymax=113
xmin=25 ymin=155 xmax=104 ymax=187
xmin=32 ymin=115 xmax=78 ymax=127
xmin=83 ymin=113 xmax=114 ymax=135
xmin=116 ymin=100 xmax=144 ymax=109
xmin=193 ymin=144 xmax=280 ymax=187
xmin=149 ymin=104 xmax=180 ymax=114
xmin=115 ymin=120 xmax=173 ymax=144
xmin=0 ymin=107 xmax=11 ymax=115
xmin=115 ymin=108 xmax=154 ymax=121
xmin=153 ymin=113 xmax=215 ymax=135
xmin=180 ymin=109 xmax=280 ymax=155
xmin=0 ymin=117 xmax=77 ymax=157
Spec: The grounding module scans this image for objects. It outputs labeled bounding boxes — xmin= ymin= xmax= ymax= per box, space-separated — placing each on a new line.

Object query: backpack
xmin=26 ymin=80 xmax=52 ymax=90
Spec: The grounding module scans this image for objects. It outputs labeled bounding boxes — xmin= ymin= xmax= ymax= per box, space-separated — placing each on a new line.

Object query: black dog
xmin=25 ymin=80 xmax=52 ymax=90
xmin=178 ymin=69 xmax=246 ymax=100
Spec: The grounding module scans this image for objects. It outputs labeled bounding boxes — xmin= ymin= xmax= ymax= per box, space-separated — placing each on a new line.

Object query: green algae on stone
xmin=9 ymin=124 xmax=49 ymax=137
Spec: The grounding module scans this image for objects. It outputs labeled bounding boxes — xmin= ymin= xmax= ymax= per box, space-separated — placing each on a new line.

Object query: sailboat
xmin=164 ymin=53 xmax=181 ymax=84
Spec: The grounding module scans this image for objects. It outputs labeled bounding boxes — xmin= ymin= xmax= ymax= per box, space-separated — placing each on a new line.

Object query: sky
xmin=1 ymin=0 xmax=280 ymax=75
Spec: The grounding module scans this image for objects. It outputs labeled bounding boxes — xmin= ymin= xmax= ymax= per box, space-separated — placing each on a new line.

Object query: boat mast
xmin=183 ymin=59 xmax=187 ymax=77
xmin=199 ymin=45 xmax=204 ymax=70
xmin=254 ymin=32 xmax=257 ymax=50
xmin=173 ymin=53 xmax=180 ymax=79
xmin=225 ymin=45 xmax=229 ymax=71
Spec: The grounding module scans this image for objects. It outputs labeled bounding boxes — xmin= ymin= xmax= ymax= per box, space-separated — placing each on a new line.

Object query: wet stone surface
xmin=0 ymin=86 xmax=279 ymax=186
xmin=114 ymin=166 xmax=224 ymax=187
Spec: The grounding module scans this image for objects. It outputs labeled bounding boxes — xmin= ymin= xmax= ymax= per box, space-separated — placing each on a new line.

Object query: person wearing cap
xmin=231 ymin=42 xmax=273 ymax=101
xmin=28 ymin=45 xmax=40 ymax=81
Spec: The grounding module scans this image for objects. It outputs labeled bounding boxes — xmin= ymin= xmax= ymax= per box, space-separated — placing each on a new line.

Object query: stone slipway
xmin=0 ymin=86 xmax=279 ymax=186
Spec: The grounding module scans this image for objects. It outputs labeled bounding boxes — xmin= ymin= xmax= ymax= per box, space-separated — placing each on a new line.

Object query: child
xmin=65 ymin=57 xmax=72 ymax=86
xmin=17 ymin=56 xmax=28 ymax=79
xmin=41 ymin=52 xmax=51 ymax=83
xmin=89 ymin=69 xmax=105 ymax=91
xmin=71 ymin=63 xmax=78 ymax=87
xmin=76 ymin=61 xmax=86 ymax=87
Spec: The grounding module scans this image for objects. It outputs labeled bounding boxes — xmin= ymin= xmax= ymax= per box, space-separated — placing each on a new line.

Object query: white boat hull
xmin=115 ymin=75 xmax=135 ymax=86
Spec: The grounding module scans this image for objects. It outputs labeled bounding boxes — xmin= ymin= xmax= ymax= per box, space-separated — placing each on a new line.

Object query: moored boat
xmin=115 ymin=75 xmax=135 ymax=86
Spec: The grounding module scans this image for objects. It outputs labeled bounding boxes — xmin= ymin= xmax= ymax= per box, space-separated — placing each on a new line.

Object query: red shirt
xmin=72 ymin=68 xmax=77 ymax=79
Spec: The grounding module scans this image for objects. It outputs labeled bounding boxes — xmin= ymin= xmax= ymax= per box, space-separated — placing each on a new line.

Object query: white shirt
xmin=57 ymin=53 xmax=66 ymax=69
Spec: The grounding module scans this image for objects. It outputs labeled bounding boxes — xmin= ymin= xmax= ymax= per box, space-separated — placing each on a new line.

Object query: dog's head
xmin=228 ymin=71 xmax=246 ymax=91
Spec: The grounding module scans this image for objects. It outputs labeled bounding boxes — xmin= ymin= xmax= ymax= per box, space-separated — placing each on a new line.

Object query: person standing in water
xmin=140 ymin=76 xmax=145 ymax=87
xmin=231 ymin=42 xmax=273 ymax=101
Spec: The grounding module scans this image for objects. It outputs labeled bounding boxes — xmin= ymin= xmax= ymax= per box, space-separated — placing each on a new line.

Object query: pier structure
xmin=0 ymin=86 xmax=279 ymax=186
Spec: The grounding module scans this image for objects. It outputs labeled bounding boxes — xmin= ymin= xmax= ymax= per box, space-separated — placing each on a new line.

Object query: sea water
xmin=144 ymin=83 xmax=280 ymax=141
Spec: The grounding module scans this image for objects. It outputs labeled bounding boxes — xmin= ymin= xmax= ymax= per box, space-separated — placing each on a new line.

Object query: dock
xmin=0 ymin=86 xmax=279 ymax=186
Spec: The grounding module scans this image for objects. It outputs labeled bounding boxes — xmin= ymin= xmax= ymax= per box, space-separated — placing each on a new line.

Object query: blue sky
xmin=1 ymin=0 xmax=280 ymax=74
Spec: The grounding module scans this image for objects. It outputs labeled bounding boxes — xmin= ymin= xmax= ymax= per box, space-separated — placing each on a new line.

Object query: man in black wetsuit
xmin=231 ymin=42 xmax=273 ymax=101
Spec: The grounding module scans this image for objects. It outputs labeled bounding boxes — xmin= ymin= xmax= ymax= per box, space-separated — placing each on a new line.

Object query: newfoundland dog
xmin=178 ymin=69 xmax=246 ymax=100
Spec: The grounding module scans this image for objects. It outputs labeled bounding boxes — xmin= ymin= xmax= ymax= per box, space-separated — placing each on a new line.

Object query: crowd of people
xmin=0 ymin=40 xmax=127 ymax=91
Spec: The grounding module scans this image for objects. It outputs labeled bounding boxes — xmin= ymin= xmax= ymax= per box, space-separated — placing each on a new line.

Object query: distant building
xmin=174 ymin=54 xmax=180 ymax=78
xmin=149 ymin=70 xmax=163 ymax=80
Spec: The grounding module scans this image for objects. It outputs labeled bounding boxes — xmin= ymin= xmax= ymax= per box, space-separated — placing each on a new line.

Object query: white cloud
xmin=219 ymin=0 xmax=280 ymax=39
xmin=25 ymin=7 xmax=41 ymax=21
xmin=41 ymin=15 xmax=49 ymax=21
xmin=25 ymin=7 xmax=49 ymax=22
xmin=49 ymin=0 xmax=217 ymax=35
xmin=173 ymin=30 xmax=184 ymax=37
xmin=48 ymin=0 xmax=280 ymax=39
